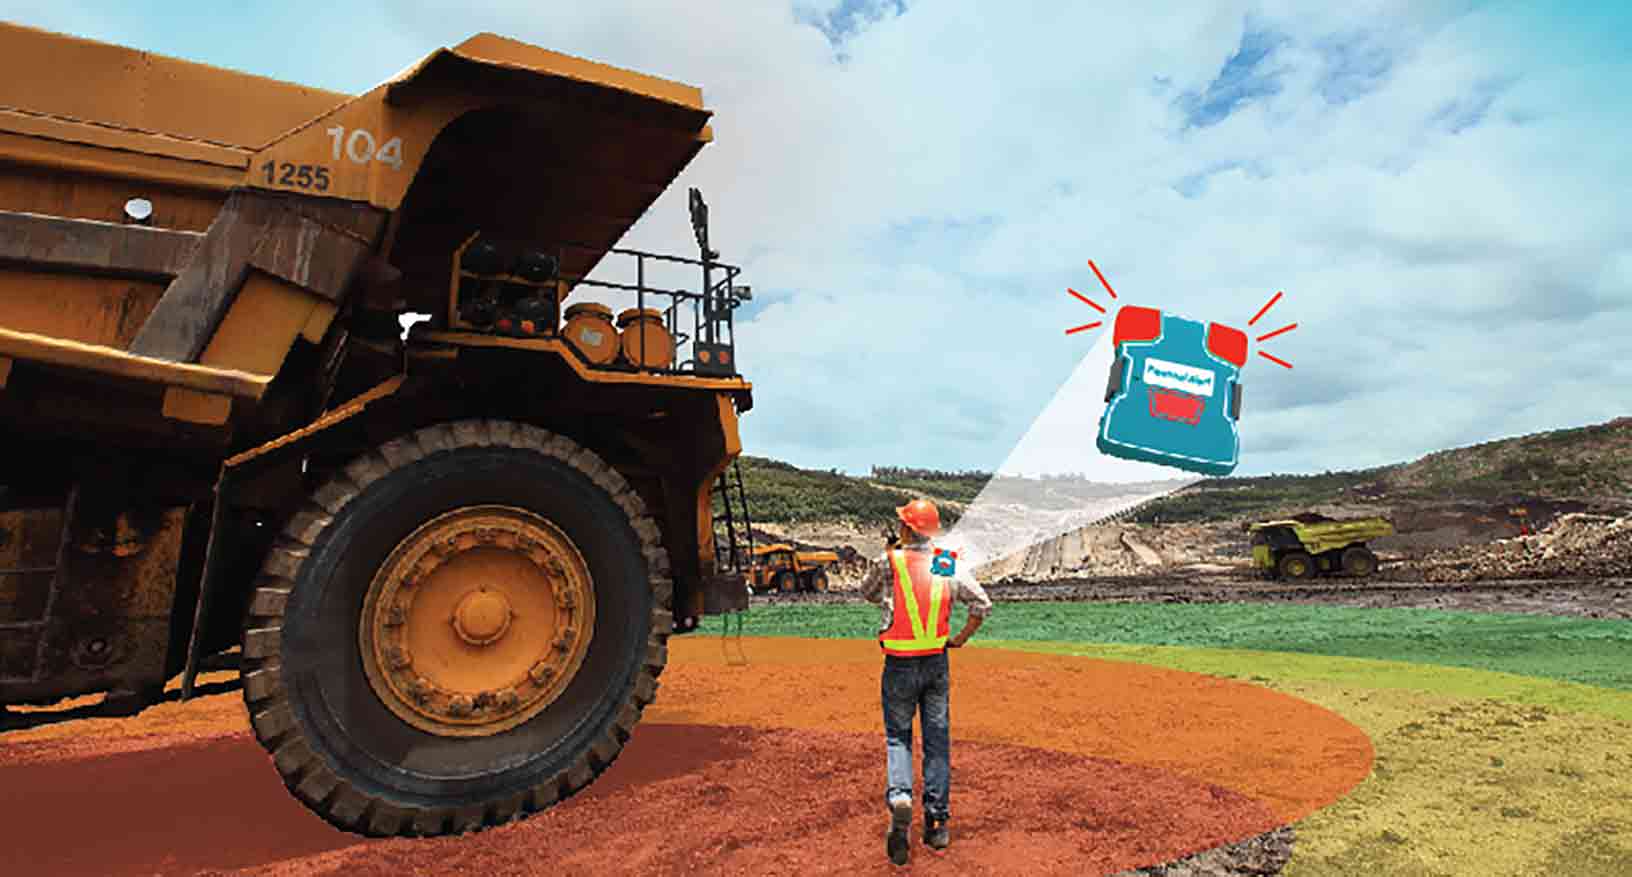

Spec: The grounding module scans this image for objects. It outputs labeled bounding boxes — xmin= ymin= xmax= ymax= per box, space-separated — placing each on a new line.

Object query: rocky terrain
xmin=760 ymin=506 xmax=1632 ymax=590
xmin=1417 ymin=512 xmax=1632 ymax=582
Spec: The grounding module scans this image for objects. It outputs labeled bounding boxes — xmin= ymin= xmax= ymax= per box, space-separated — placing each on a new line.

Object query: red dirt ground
xmin=0 ymin=638 xmax=1375 ymax=875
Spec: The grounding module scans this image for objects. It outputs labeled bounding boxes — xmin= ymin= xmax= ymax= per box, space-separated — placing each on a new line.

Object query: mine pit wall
xmin=974 ymin=492 xmax=1184 ymax=582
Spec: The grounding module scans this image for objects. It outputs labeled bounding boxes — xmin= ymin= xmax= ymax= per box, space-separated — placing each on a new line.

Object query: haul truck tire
xmin=1341 ymin=546 xmax=1379 ymax=577
xmin=774 ymin=571 xmax=797 ymax=594
xmin=240 ymin=420 xmax=671 ymax=837
xmin=1277 ymin=551 xmax=1315 ymax=581
xmin=810 ymin=570 xmax=829 ymax=592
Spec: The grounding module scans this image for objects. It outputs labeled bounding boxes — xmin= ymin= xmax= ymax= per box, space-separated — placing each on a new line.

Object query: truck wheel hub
xmin=358 ymin=505 xmax=596 ymax=737
xmin=453 ymin=589 xmax=513 ymax=645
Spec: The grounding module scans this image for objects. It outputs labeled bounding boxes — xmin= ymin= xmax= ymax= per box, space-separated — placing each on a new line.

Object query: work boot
xmin=925 ymin=816 xmax=950 ymax=850
xmin=886 ymin=795 xmax=912 ymax=866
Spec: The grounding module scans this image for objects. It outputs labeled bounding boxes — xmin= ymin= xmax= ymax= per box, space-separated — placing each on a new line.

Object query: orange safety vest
xmin=879 ymin=548 xmax=951 ymax=656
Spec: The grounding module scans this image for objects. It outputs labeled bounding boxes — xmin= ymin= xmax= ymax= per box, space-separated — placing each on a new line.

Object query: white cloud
xmin=7 ymin=1 xmax=1625 ymax=479
xmin=378 ymin=1 xmax=1632 ymax=478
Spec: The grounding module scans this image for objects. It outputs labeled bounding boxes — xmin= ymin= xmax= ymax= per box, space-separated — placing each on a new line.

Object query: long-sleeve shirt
xmin=859 ymin=542 xmax=993 ymax=636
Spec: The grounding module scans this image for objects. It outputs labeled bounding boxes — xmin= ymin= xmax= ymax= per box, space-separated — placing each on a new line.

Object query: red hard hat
xmin=896 ymin=499 xmax=941 ymax=537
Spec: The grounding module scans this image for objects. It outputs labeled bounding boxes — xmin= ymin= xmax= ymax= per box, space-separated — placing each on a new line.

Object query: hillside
xmin=730 ymin=415 xmax=1632 ymax=586
xmin=723 ymin=457 xmax=978 ymax=527
xmin=1132 ymin=415 xmax=1632 ymax=524
xmin=733 ymin=415 xmax=1632 ymax=528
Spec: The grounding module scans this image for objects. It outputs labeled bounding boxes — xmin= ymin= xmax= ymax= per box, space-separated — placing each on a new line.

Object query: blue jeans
xmin=882 ymin=651 xmax=951 ymax=821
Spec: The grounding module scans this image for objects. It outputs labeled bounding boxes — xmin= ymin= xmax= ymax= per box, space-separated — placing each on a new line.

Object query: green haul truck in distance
xmin=1246 ymin=516 xmax=1395 ymax=580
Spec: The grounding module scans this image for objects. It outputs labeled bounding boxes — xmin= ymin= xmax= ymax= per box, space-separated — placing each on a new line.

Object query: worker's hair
xmin=899 ymin=524 xmax=932 ymax=546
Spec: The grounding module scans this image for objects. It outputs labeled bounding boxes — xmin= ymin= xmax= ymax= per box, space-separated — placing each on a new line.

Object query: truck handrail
xmin=555 ymin=238 xmax=745 ymax=377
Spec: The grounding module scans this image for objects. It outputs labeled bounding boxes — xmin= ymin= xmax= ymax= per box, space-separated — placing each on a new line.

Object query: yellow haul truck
xmin=749 ymin=543 xmax=839 ymax=593
xmin=0 ymin=24 xmax=757 ymax=836
xmin=1246 ymin=516 xmax=1395 ymax=580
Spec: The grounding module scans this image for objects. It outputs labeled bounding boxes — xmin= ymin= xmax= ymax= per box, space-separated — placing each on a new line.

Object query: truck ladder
xmin=708 ymin=459 xmax=751 ymax=662
xmin=712 ymin=458 xmax=754 ymax=573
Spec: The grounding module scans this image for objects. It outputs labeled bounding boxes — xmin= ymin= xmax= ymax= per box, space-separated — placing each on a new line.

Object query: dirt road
xmin=776 ymin=576 xmax=1632 ymax=619
xmin=0 ymin=638 xmax=1374 ymax=877
xmin=988 ymin=576 xmax=1632 ymax=619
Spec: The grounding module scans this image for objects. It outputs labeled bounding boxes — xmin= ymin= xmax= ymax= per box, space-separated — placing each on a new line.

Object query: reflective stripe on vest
xmin=880 ymin=549 xmax=951 ymax=655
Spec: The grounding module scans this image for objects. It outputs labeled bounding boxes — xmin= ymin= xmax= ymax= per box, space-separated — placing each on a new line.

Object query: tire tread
xmin=240 ymin=417 xmax=674 ymax=837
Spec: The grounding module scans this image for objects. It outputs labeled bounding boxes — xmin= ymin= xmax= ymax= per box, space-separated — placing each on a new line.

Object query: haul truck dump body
xmin=0 ymin=23 xmax=755 ymax=837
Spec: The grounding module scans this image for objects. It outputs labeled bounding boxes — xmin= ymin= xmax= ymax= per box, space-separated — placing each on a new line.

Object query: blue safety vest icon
xmin=1097 ymin=306 xmax=1245 ymax=476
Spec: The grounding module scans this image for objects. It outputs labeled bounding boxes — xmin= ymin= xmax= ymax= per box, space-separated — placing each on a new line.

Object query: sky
xmin=6 ymin=0 xmax=1628 ymax=479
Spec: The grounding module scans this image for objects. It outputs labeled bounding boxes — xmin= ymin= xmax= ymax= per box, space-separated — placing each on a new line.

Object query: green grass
xmin=697 ymin=602 xmax=1632 ymax=691
xmin=987 ymin=641 xmax=1632 ymax=724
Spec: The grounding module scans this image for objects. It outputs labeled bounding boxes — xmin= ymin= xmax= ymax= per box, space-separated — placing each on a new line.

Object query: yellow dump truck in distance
xmin=749 ymin=543 xmax=840 ymax=593
xmin=1246 ymin=516 xmax=1395 ymax=580
xmin=0 ymin=23 xmax=756 ymax=837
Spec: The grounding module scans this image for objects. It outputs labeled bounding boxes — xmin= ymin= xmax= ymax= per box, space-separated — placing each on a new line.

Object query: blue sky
xmin=5 ymin=1 xmax=1628 ymax=478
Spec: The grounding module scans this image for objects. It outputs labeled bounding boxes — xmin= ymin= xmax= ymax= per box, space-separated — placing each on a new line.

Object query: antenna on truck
xmin=690 ymin=187 xmax=724 ymax=352
xmin=689 ymin=187 xmax=718 ymax=261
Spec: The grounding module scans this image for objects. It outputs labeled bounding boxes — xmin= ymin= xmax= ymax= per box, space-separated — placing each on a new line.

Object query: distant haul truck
xmin=749 ymin=543 xmax=839 ymax=593
xmin=1247 ymin=517 xmax=1395 ymax=580
xmin=0 ymin=24 xmax=759 ymax=838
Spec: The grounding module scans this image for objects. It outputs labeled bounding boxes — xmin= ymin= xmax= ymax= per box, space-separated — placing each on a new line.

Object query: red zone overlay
xmin=0 ymin=639 xmax=1374 ymax=876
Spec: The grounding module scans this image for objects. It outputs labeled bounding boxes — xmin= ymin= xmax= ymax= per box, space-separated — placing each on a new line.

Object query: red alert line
xmin=1248 ymin=291 xmax=1283 ymax=326
xmin=1087 ymin=260 xmax=1118 ymax=299
xmin=1255 ymin=322 xmax=1297 ymax=343
xmin=1258 ymin=350 xmax=1293 ymax=369
xmin=1067 ymin=288 xmax=1106 ymax=312
xmin=1065 ymin=322 xmax=1103 ymax=335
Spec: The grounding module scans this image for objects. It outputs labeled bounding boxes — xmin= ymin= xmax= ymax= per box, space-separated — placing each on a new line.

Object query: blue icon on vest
xmin=931 ymin=548 xmax=957 ymax=577
xmin=1097 ymin=305 xmax=1246 ymax=477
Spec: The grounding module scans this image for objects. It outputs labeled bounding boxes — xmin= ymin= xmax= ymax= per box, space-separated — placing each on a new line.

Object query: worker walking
xmin=860 ymin=498 xmax=993 ymax=866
